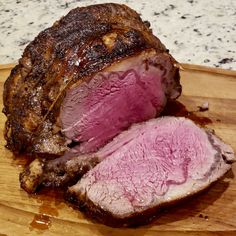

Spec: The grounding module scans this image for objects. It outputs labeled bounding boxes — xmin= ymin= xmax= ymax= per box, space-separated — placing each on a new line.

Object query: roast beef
xmin=5 ymin=3 xmax=234 ymax=227
xmin=20 ymin=117 xmax=235 ymax=225
xmin=65 ymin=117 xmax=234 ymax=227
xmin=3 ymin=3 xmax=181 ymax=157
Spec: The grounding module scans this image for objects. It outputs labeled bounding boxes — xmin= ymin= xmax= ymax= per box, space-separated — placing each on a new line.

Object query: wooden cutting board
xmin=0 ymin=64 xmax=236 ymax=236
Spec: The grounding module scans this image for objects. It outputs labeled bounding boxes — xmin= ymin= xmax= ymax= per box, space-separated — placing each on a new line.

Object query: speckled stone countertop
xmin=0 ymin=0 xmax=235 ymax=69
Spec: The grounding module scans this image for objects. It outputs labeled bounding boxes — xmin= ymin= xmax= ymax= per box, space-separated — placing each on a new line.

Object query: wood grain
xmin=0 ymin=64 xmax=236 ymax=235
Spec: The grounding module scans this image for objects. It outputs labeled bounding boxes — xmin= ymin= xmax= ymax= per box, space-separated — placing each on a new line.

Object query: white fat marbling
xmin=0 ymin=0 xmax=235 ymax=69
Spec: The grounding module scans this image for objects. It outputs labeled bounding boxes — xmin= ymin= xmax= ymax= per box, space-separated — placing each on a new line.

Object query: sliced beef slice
xmin=66 ymin=117 xmax=235 ymax=227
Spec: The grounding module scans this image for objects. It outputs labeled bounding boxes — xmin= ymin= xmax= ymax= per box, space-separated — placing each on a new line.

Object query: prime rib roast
xmin=3 ymin=3 xmax=181 ymax=157
xmin=3 ymin=3 xmax=235 ymax=227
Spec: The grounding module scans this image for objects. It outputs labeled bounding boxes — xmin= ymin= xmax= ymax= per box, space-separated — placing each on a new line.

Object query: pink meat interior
xmin=78 ymin=118 xmax=217 ymax=213
xmin=60 ymin=53 xmax=169 ymax=154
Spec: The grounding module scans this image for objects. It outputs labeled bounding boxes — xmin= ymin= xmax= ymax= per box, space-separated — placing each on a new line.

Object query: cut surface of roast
xmin=61 ymin=50 xmax=181 ymax=154
xmin=66 ymin=117 xmax=235 ymax=227
xmin=3 ymin=3 xmax=181 ymax=157
xmin=20 ymin=117 xmax=235 ymax=226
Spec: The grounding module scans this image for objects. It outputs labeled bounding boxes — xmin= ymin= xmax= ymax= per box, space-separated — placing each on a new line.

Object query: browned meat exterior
xmin=20 ymin=153 xmax=100 ymax=193
xmin=3 ymin=3 xmax=180 ymax=157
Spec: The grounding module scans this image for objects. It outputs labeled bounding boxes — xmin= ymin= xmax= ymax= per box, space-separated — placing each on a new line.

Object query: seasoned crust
xmin=3 ymin=3 xmax=178 ymax=156
xmin=20 ymin=154 xmax=101 ymax=193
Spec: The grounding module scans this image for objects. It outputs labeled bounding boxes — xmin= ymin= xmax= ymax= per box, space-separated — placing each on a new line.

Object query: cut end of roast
xmin=3 ymin=3 xmax=181 ymax=157
xmin=67 ymin=117 xmax=235 ymax=227
xmin=60 ymin=49 xmax=181 ymax=155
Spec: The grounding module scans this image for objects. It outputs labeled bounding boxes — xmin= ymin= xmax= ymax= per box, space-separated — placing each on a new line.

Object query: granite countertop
xmin=0 ymin=0 xmax=235 ymax=69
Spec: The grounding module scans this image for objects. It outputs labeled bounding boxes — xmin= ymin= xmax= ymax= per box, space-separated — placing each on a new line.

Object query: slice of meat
xmin=3 ymin=3 xmax=181 ymax=157
xmin=65 ymin=117 xmax=235 ymax=227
